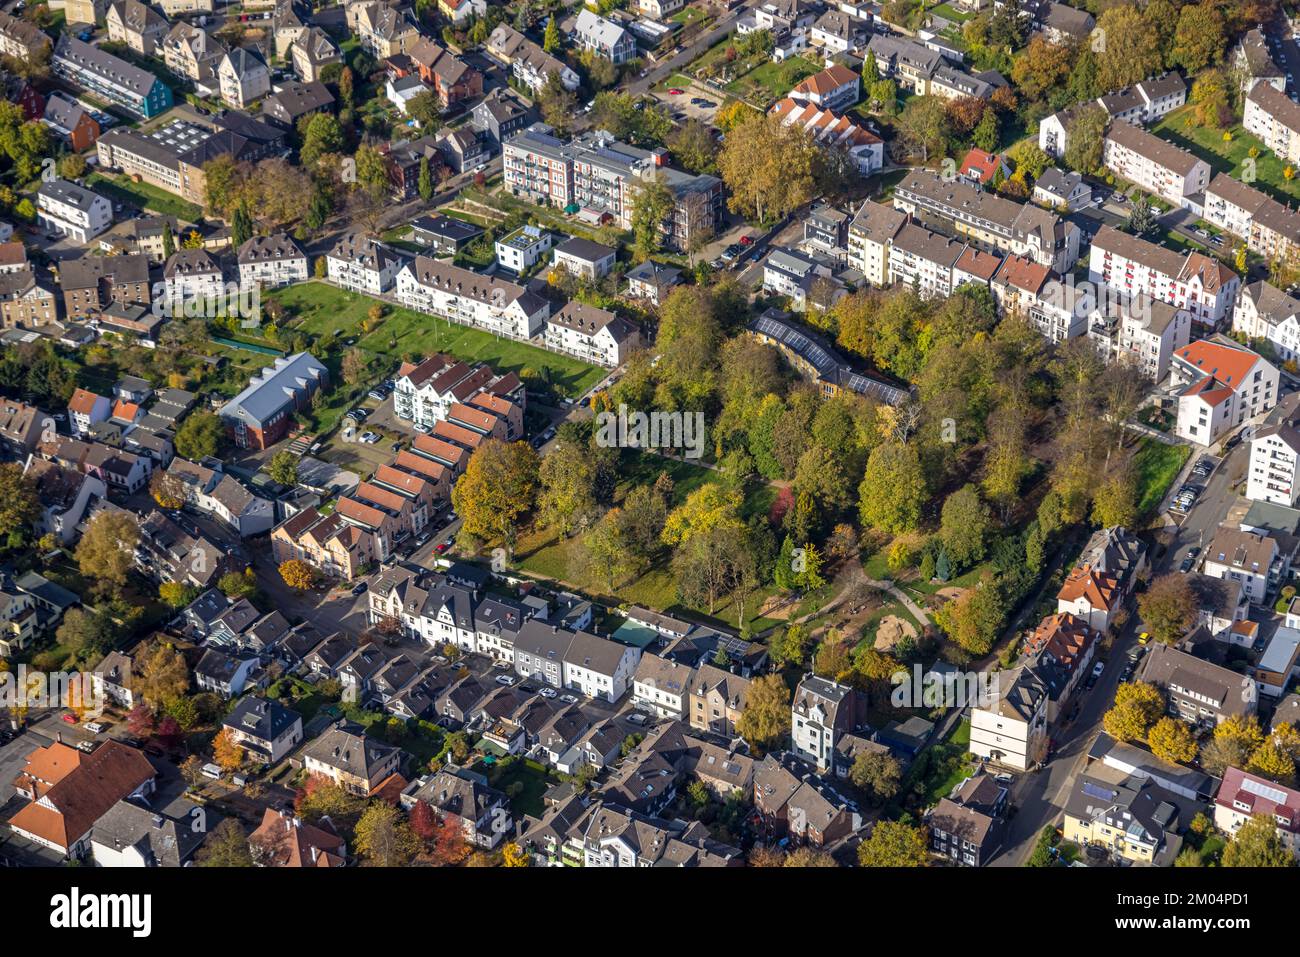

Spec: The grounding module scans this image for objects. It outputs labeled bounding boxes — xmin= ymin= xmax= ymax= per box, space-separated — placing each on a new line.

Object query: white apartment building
xmin=1170 ymin=338 xmax=1279 ymax=446
xmin=990 ymin=255 xmax=1087 ymax=344
xmin=1248 ymin=421 xmax=1300 ymax=506
xmin=887 ymin=222 xmax=964 ymax=299
xmin=1090 ymin=297 xmax=1190 ymax=381
xmin=1244 ymin=82 xmax=1300 ymax=166
xmin=395 ymin=256 xmax=550 ymax=340
xmin=217 ymin=47 xmax=270 ymax=109
xmin=162 ymin=248 xmax=223 ymax=307
xmin=1103 ymin=122 xmax=1210 ymax=210
xmin=494 ymin=224 xmax=552 ymax=274
xmin=1214 ymin=768 xmax=1300 ymax=859
xmin=1235 ymin=280 xmax=1300 ymax=363
xmin=969 ymin=667 xmax=1048 ymax=772
xmin=543 ymin=301 xmax=640 ymax=368
xmin=847 ymin=199 xmax=907 ymax=286
xmin=237 ymin=233 xmax=308 ymax=289
xmin=631 ymin=653 xmax=692 ymax=719
xmin=1201 ymin=523 xmax=1284 ymax=604
xmin=36 ymin=179 xmax=112 ymax=244
xmin=326 ymin=231 xmax=404 ymax=295
xmin=790 ymin=675 xmax=861 ymax=771
xmin=1038 ymin=73 xmax=1188 ymax=158
xmin=1204 ymin=173 xmax=1300 ymax=267
xmin=1089 ymin=225 xmax=1240 ymax=327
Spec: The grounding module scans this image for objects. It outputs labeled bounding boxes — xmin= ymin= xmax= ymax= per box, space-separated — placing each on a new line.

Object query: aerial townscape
xmin=1 ymin=0 xmax=1300 ymax=888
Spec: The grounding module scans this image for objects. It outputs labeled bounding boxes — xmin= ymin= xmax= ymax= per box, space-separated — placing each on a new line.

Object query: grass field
xmin=267 ymin=281 xmax=607 ymax=399
xmin=87 ymin=172 xmax=203 ymax=222
xmin=1133 ymin=438 xmax=1191 ymax=519
xmin=1152 ymin=105 xmax=1300 ymax=207
xmin=724 ymin=55 xmax=821 ymax=107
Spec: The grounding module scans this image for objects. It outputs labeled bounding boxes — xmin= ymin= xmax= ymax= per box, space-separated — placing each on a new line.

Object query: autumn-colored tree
xmin=409 ymin=799 xmax=436 ymax=841
xmin=1200 ymin=714 xmax=1266 ymax=776
xmin=736 ymin=673 xmax=791 ymax=751
xmin=0 ymin=461 xmax=39 ymax=542
xmin=784 ymin=847 xmax=837 ymax=867
xmin=1222 ymin=814 xmax=1296 ymax=867
xmin=196 ymin=818 xmax=253 ymax=867
xmin=451 ymin=439 xmax=541 ymax=548
xmin=279 ymin=558 xmax=316 ymax=590
xmin=150 ymin=469 xmax=185 ymax=509
xmin=425 ymin=814 xmax=471 ymax=866
xmin=212 ymin=727 xmax=245 ymax=772
xmin=355 ymin=802 xmax=421 ymax=866
xmin=857 ymin=820 xmax=929 ymax=867
xmin=502 ymin=842 xmax=530 ymax=867
xmin=717 ymin=113 xmax=821 ymax=224
xmin=134 ymin=638 xmax=190 ymax=708
xmin=1147 ymin=717 xmax=1198 ymax=765
xmin=1101 ymin=681 xmax=1165 ymax=742
xmin=75 ymin=510 xmax=139 ymax=590
xmin=1137 ymin=573 xmax=1196 ymax=644
xmin=1247 ymin=739 xmax=1298 ymax=786
xmin=127 ymin=702 xmax=157 ymax=738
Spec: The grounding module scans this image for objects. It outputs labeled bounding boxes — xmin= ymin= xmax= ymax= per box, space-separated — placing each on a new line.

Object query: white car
xmin=1091 ymin=661 xmax=1105 ymax=679
xmin=495 ymin=674 xmax=515 ymax=686
xmin=539 ymin=687 xmax=558 ymax=699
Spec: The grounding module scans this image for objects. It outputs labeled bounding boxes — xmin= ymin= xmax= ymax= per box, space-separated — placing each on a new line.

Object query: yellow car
xmin=1138 ymin=632 xmax=1150 ymax=645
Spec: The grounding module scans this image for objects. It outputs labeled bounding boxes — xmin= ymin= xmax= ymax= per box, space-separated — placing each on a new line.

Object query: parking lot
xmin=652 ymin=85 xmax=721 ymax=124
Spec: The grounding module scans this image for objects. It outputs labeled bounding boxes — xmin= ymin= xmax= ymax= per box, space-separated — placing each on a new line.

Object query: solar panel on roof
xmin=1242 ymin=777 xmax=1289 ymax=805
xmin=1082 ymin=781 xmax=1115 ymax=802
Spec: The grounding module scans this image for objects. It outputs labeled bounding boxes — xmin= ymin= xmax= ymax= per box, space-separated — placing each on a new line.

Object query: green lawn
xmin=482 ymin=756 xmax=557 ymax=818
xmin=267 ymin=281 xmax=606 ymax=399
xmin=1133 ymin=438 xmax=1191 ymax=519
xmin=895 ymin=718 xmax=975 ymax=813
xmin=87 ymin=172 xmax=203 ymax=222
xmin=670 ymin=5 xmax=709 ymax=24
xmin=724 ymin=55 xmax=821 ymax=107
xmin=1152 ymin=105 xmax=1300 ymax=207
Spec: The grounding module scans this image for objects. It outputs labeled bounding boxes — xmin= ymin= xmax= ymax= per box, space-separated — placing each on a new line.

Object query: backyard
xmin=1132 ymin=438 xmax=1191 ymax=520
xmin=266 ymin=281 xmax=608 ymax=400
xmin=1152 ymin=105 xmax=1300 ymax=207
xmin=87 ymin=171 xmax=204 ymax=222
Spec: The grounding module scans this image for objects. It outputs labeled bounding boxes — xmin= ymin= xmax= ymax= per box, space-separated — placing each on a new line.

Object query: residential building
xmin=512 ymin=620 xmax=641 ymax=702
xmin=288 ymin=27 xmax=340 ymax=82
xmin=1103 ymin=122 xmax=1209 ymax=209
xmin=249 ymin=807 xmax=346 ymax=867
xmin=166 ymin=458 xmax=275 ymax=536
xmin=543 ymin=301 xmax=640 ymax=367
xmin=892 ymin=170 xmax=1081 ymax=273
xmin=989 ymin=254 xmax=1084 ymax=343
xmin=1204 ymin=173 xmax=1300 ymax=267
xmin=1200 ymin=522 xmax=1287 ymax=605
xmin=218 ymin=47 xmax=270 ymax=109
xmin=471 ymin=88 xmax=535 ymax=150
xmin=788 ymin=64 xmax=860 ymax=111
xmin=42 ymin=92 xmax=100 ymax=153
xmin=1038 ymin=74 xmax=1188 ymax=158
xmin=928 ymin=773 xmax=1008 ymax=866
xmin=1056 ymin=565 xmax=1121 ymax=633
xmin=105 ymin=0 xmax=167 ymax=56
xmin=888 ymin=222 xmax=965 ymax=299
xmin=302 ymin=721 xmax=402 ymax=796
xmin=632 ymin=653 xmax=693 ymax=719
xmin=271 ymin=506 xmax=375 ymax=581
xmin=54 ymin=33 xmax=172 ymax=117
xmin=261 ymin=80 xmax=335 ymax=129
xmin=403 ymin=766 xmax=510 ymax=847
xmin=969 ymin=665 xmax=1048 ymax=771
xmin=162 ymin=248 xmax=223 ymax=308
xmin=1236 ymin=27 xmax=1286 ymax=95
xmin=1236 ymin=281 xmax=1300 ymax=364
xmin=768 ymin=97 xmax=883 ymax=174
xmin=8 ymin=740 xmax=154 ymax=857
xmin=1089 ymin=296 xmax=1190 ymax=381
xmin=0 ymin=266 xmax=57 ymax=329
xmin=219 ymin=352 xmax=328 ymax=449
xmin=1244 ymin=81 xmax=1300 ymax=166
xmin=495 ymin=224 xmax=553 ymax=274
xmin=222 ymin=696 xmax=303 ymax=764
xmin=790 ymin=675 xmax=863 ymax=771
xmin=551 ymin=236 xmax=616 ymax=281
xmin=1214 ymin=767 xmax=1300 ymax=857
xmin=326 ymin=231 xmax=404 ymax=295
xmin=0 ymin=9 xmax=51 ymax=62
xmin=0 ymin=399 xmax=43 ymax=458
xmin=1169 ymin=338 xmax=1278 ymax=446
xmin=624 ymin=260 xmax=682 ymax=305
xmin=810 ymin=9 xmax=866 ymax=53
xmin=1032 ymin=167 xmax=1091 ymax=211
xmin=237 ymin=232 xmax=307 ymax=289
xmin=1139 ymin=640 xmax=1258 ymax=726
xmin=485 ymin=24 xmax=579 ymax=94
xmin=1089 ymin=226 xmax=1240 ymax=329
xmin=1063 ymin=764 xmax=1185 ymax=865
xmin=688 ymin=663 xmax=750 ymax=737
xmin=1249 ymin=418 xmax=1300 ymax=506
xmin=574 ymin=9 xmax=635 ymax=64
xmin=395 ymin=256 xmax=550 ymax=340
xmin=90 ymin=798 xmax=205 ymax=867
xmin=36 ymin=179 xmax=112 ymax=244
xmin=160 ymin=22 xmax=226 ymax=85
xmin=57 ymin=252 xmax=151 ymax=322
xmin=353 ymin=2 xmax=419 ymax=59
xmin=847 ymin=199 xmax=908 ymax=286
xmin=194 ymin=647 xmax=258 ymax=698
xmin=409 ymin=215 xmax=484 ymax=256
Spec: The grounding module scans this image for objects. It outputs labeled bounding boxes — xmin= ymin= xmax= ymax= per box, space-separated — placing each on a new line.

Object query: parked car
xmin=627 ymin=711 xmax=648 ymax=725
xmin=667 ymin=87 xmax=685 ymax=95
xmin=1091 ymin=661 xmax=1105 ymax=679
xmin=495 ymin=674 xmax=515 ymax=686
xmin=435 ymin=539 xmax=453 ymax=554
xmin=539 ymin=687 xmax=558 ymax=699
xmin=351 ymin=581 xmax=368 ymax=596
xmin=560 ymin=694 xmax=578 ymax=704
xmin=1179 ymin=554 xmax=1196 ymax=572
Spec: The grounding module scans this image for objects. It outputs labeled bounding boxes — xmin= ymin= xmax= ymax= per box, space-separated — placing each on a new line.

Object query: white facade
xmin=1248 ymin=427 xmax=1300 ymax=506
xmin=969 ymin=679 xmax=1047 ymax=772
xmin=36 ymin=180 xmax=112 ymax=244
xmin=395 ymin=260 xmax=549 ymax=340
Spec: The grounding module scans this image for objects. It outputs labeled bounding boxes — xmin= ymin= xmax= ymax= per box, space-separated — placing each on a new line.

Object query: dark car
xmin=1179 ymin=555 xmax=1195 ymax=573
xmin=351 ymin=581 xmax=368 ymax=596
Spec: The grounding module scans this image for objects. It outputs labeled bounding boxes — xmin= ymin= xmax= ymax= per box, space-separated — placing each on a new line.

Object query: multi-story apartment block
xmin=791 ymin=675 xmax=864 ymax=771
xmin=1244 ymin=82 xmax=1300 ymax=166
xmin=574 ymin=9 xmax=636 ymax=63
xmin=53 ymin=34 xmax=172 ymax=118
xmin=892 ymin=170 xmax=1081 ymax=273
xmin=105 ymin=0 xmax=168 ymax=56
xmin=485 ymin=24 xmax=580 ymax=93
xmin=1235 ymin=280 xmax=1300 ymax=364
xmin=887 ymin=222 xmax=964 ymax=299
xmin=847 ymin=199 xmax=908 ymax=286
xmin=543 ymin=301 xmax=641 ymax=367
xmin=36 ymin=179 xmax=112 ymax=244
xmin=326 ymin=231 xmax=404 ymax=295
xmin=0 ymin=9 xmax=50 ymax=62
xmin=271 ymin=506 xmax=375 ymax=581
xmin=503 ymin=124 xmax=722 ymax=252
xmin=217 ymin=47 xmax=270 ymax=109
xmin=1038 ymin=73 xmax=1187 ymax=158
xmin=1088 ymin=225 xmax=1240 ymax=328
xmin=160 ymin=21 xmax=226 ymax=85
xmin=395 ymin=256 xmax=550 ymax=341
xmin=769 ymin=97 xmax=883 ymax=174
xmin=1215 ymin=767 xmax=1300 ymax=858
xmin=219 ymin=352 xmax=329 ymax=449
xmin=1103 ymin=122 xmax=1210 ymax=209
xmin=1204 ymin=173 xmax=1300 ymax=268
xmin=1088 ymin=296 xmax=1189 ymax=381
xmin=58 ymin=252 xmax=151 ymax=321
xmin=237 ymin=233 xmax=308 ymax=289
xmin=989 ymin=255 xmax=1086 ymax=344
xmin=162 ymin=248 xmax=223 ymax=308
xmin=970 ymin=665 xmax=1048 ymax=772
xmin=288 ymin=26 xmax=340 ymax=83
xmin=1248 ymin=419 xmax=1300 ymax=507
xmin=1169 ymin=337 xmax=1279 ymax=446
xmin=353 ymin=1 xmax=420 ymax=58
xmin=0 ymin=266 xmax=57 ymax=329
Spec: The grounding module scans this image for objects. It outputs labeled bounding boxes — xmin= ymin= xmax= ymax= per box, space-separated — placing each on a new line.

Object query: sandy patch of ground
xmin=936 ymin=587 xmax=969 ymax=603
xmin=874 ymin=614 xmax=918 ymax=652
